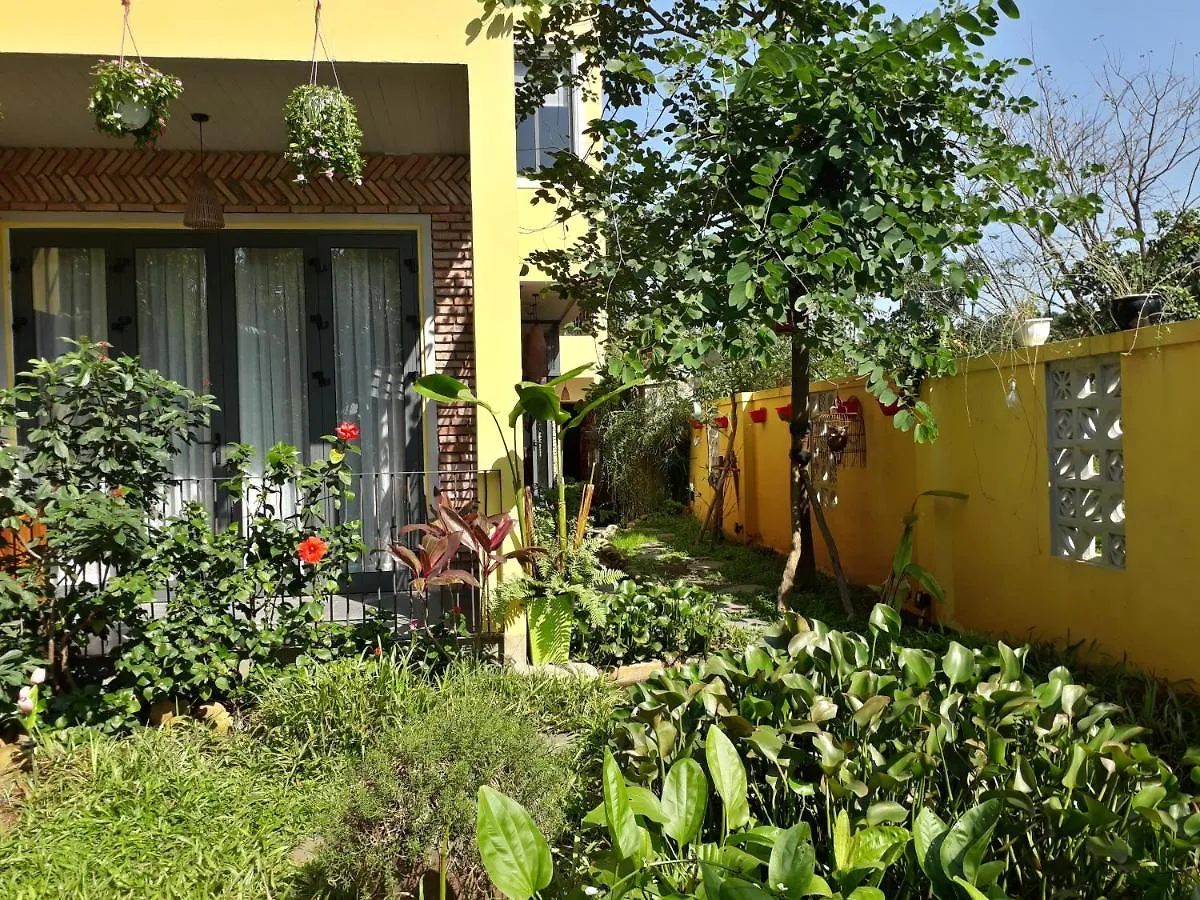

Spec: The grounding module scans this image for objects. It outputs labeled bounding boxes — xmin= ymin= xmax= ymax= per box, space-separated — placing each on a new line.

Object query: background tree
xmin=482 ymin=0 xmax=1056 ymax=603
xmin=969 ymin=53 xmax=1200 ymax=334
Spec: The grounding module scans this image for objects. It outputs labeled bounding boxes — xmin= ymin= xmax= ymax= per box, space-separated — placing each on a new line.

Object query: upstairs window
xmin=515 ymin=61 xmax=575 ymax=173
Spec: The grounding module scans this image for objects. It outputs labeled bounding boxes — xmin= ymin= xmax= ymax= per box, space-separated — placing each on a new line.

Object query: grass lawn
xmin=607 ymin=511 xmax=872 ymax=623
xmin=1 ymin=727 xmax=338 ymax=899
xmin=0 ymin=661 xmax=624 ymax=900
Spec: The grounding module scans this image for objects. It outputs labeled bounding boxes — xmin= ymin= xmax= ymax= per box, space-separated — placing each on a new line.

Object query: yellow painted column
xmin=466 ymin=40 xmax=525 ymax=662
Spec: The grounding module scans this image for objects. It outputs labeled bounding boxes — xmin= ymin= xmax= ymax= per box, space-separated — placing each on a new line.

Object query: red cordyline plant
xmin=389 ymin=494 xmax=541 ymax=632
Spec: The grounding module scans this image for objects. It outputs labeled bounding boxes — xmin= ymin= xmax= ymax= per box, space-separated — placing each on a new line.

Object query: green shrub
xmin=610 ymin=605 xmax=1200 ymax=898
xmin=571 ymin=580 xmax=731 ymax=667
xmin=0 ymin=339 xmax=214 ymax=696
xmin=318 ymin=673 xmax=580 ymax=898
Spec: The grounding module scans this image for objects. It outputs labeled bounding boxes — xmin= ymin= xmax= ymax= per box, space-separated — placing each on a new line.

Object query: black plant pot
xmin=1111 ymin=293 xmax=1164 ymax=330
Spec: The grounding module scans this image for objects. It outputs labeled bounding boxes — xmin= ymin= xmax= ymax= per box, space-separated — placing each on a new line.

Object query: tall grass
xmin=0 ymin=657 xmax=626 ymax=899
xmin=0 ymin=725 xmax=336 ymax=899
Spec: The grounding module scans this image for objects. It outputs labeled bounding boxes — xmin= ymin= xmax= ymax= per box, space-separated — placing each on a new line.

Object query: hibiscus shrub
xmin=0 ymin=343 xmax=400 ymax=732
xmin=113 ymin=435 xmax=379 ymax=709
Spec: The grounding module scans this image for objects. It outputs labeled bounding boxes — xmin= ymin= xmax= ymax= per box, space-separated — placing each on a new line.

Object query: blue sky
xmin=890 ymin=0 xmax=1200 ymax=96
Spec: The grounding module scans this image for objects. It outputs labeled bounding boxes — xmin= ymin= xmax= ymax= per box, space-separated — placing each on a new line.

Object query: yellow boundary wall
xmin=691 ymin=320 xmax=1200 ymax=683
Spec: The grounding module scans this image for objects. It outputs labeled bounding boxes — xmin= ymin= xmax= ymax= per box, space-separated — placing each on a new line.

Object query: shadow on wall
xmin=691 ymin=320 xmax=1200 ymax=684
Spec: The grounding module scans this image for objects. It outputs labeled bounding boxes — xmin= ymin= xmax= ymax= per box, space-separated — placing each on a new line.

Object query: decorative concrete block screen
xmin=1047 ymin=356 xmax=1125 ymax=567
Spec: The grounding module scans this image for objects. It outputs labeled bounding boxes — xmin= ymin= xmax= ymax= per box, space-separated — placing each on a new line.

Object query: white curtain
xmin=332 ymin=247 xmax=417 ymax=562
xmin=234 ymin=248 xmax=308 ymax=469
xmin=136 ymin=248 xmax=212 ymax=516
xmin=234 ymin=248 xmax=309 ymax=523
xmin=31 ymin=248 xmax=107 ymax=359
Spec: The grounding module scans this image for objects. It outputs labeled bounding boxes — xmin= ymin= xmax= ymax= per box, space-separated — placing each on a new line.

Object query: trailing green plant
xmin=284 ymin=84 xmax=365 ymax=184
xmin=609 ymin=604 xmax=1200 ymax=897
xmin=570 ymin=580 xmax=728 ymax=668
xmin=0 ymin=339 xmax=214 ymax=693
xmin=88 ymin=58 xmax=183 ymax=148
xmin=877 ymin=491 xmax=968 ymax=611
xmin=850 ymin=296 xmax=959 ymax=441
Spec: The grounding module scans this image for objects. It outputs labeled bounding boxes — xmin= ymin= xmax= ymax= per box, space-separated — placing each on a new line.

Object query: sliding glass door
xmin=331 ymin=246 xmax=424 ymax=566
xmin=233 ymin=247 xmax=311 ymax=466
xmin=135 ymin=246 xmax=214 ymax=514
xmin=29 ymin=247 xmax=108 ymax=359
xmin=10 ymin=229 xmax=426 ymax=572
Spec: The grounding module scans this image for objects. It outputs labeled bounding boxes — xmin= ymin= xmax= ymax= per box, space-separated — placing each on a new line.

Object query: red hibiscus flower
xmin=112 ymin=486 xmax=124 ymax=498
xmin=335 ymin=421 xmax=360 ymax=442
xmin=373 ymin=646 xmax=382 ymax=657
xmin=297 ymin=535 xmax=328 ymax=565
xmin=451 ymin=605 xmax=463 ymax=616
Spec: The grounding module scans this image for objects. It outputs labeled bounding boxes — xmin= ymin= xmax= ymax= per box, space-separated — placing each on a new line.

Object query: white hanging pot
xmin=115 ymin=97 xmax=152 ymax=131
xmin=1017 ymin=317 xmax=1052 ymax=347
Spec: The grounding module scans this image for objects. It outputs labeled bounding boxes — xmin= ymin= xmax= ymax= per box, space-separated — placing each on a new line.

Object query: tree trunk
xmin=789 ymin=334 xmax=816 ymax=587
xmin=804 ymin=470 xmax=855 ymax=619
xmin=777 ymin=330 xmax=815 ymax=612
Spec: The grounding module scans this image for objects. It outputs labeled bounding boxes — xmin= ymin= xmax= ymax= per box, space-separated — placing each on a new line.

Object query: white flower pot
xmin=1017 ymin=317 xmax=1052 ymax=347
xmin=115 ymin=98 xmax=151 ymax=130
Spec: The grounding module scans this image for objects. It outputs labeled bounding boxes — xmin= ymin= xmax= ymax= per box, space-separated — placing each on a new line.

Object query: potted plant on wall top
xmin=1013 ymin=298 xmax=1053 ymax=347
xmin=89 ymin=59 xmax=183 ymax=149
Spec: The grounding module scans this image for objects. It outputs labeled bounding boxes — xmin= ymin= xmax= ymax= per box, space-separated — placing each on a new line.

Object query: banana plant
xmin=414 ymin=366 xmax=640 ymax=564
xmin=878 ymin=490 xmax=967 ymax=612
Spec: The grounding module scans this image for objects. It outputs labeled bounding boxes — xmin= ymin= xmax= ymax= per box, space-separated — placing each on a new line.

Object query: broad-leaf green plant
xmin=878 ymin=491 xmax=968 ymax=611
xmin=609 ymin=604 xmax=1200 ymax=897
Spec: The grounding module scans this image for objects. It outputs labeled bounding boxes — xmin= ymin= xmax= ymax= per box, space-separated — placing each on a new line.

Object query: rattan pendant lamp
xmin=183 ymin=112 xmax=224 ymax=230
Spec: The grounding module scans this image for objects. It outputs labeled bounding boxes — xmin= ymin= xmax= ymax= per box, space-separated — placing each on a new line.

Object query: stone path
xmin=607 ymin=529 xmax=776 ymax=631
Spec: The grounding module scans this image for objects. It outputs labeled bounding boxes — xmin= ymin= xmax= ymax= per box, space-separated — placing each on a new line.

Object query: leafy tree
xmin=481 ymin=0 xmax=1056 ymax=597
xmin=1055 ymin=207 xmax=1200 ymax=337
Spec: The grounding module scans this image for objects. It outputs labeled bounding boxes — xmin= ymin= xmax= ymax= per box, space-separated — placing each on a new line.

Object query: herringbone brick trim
xmin=0 ymin=148 xmax=478 ymax=478
xmin=0 ymin=149 xmax=471 ymax=211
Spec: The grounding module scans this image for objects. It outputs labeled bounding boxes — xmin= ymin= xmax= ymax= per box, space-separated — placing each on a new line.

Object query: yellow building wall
xmin=1 ymin=0 xmax=522 ymax=494
xmin=692 ymin=321 xmax=1200 ymax=683
xmin=517 ymin=80 xmax=604 ymax=376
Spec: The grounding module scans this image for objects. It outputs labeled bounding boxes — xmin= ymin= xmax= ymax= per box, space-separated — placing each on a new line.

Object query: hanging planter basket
xmin=284 ymin=84 xmax=365 ymax=184
xmin=89 ymin=59 xmax=183 ymax=149
xmin=748 ymin=408 xmax=768 ymax=424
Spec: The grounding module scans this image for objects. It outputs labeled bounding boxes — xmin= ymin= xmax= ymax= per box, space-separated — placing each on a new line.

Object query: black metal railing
xmin=82 ymin=468 xmax=505 ymax=657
